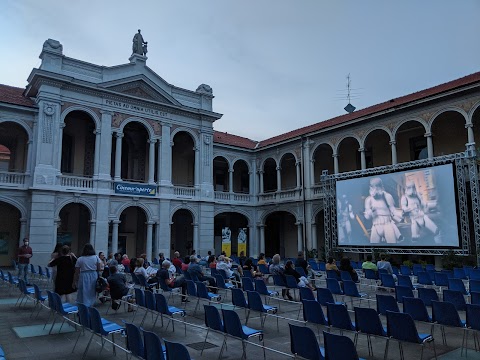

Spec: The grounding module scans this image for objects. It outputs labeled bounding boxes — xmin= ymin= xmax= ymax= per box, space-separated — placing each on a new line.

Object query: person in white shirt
xmin=216 ymin=255 xmax=242 ymax=283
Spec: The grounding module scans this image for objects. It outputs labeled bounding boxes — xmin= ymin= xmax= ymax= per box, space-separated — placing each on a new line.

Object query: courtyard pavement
xmin=0 ymin=267 xmax=477 ymax=360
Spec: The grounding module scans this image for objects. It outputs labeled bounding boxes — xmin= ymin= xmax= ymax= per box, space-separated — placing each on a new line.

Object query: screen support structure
xmin=320 ymin=150 xmax=479 ymax=259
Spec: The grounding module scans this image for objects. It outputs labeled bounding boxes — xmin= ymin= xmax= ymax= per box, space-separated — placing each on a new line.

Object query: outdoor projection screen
xmin=335 ymin=164 xmax=460 ymax=247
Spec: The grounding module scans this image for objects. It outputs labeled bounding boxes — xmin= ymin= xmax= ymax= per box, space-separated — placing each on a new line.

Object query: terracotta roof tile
xmin=213 ymin=131 xmax=258 ymax=149
xmin=0 ymin=84 xmax=35 ymax=108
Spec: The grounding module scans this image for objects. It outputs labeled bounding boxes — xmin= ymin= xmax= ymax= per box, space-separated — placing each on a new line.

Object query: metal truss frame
xmin=320 ymin=151 xmax=478 ymax=257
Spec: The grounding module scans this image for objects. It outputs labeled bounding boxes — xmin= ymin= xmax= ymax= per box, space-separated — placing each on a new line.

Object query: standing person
xmin=269 ymin=254 xmax=293 ymax=301
xmin=73 ymin=243 xmax=101 ymax=307
xmin=48 ymin=245 xmax=77 ymax=303
xmin=50 ymin=243 xmax=63 ymax=287
xmin=17 ymin=238 xmax=32 ymax=285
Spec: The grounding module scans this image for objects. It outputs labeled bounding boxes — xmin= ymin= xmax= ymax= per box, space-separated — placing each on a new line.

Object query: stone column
xmin=114 ymin=132 xmax=123 ymax=181
xmin=89 ymin=220 xmax=96 ymax=247
xmin=276 ymin=166 xmax=281 ymax=191
xmin=425 ymin=132 xmax=434 ymax=159
xmin=359 ymin=147 xmax=366 ymax=170
xmin=25 ymin=140 xmax=33 ymax=174
xmin=19 ymin=218 xmax=27 ymax=244
xmin=310 ymin=159 xmax=315 ymax=185
xmin=146 ymin=221 xmax=154 ymax=262
xmin=229 ymin=169 xmax=234 ymax=193
xmin=93 ymin=130 xmax=101 ymax=178
xmin=259 ymin=224 xmax=265 ymax=254
xmin=466 ymin=123 xmax=475 ymax=144
xmin=311 ymin=222 xmax=317 ymax=252
xmin=390 ymin=140 xmax=397 ymax=165
xmin=148 ymin=139 xmax=156 ymax=184
xmin=333 ymin=153 xmax=339 ymax=174
xmin=194 ymin=147 xmax=200 ymax=186
xmin=193 ymin=223 xmax=199 ymax=253
xmin=296 ymin=222 xmax=303 ymax=252
xmin=156 ymin=139 xmax=162 ymax=183
xmin=296 ymin=161 xmax=301 ymax=188
xmin=53 ymin=218 xmax=61 ymax=247
xmin=249 ymin=171 xmax=254 ymax=195
xmin=160 ymin=123 xmax=172 ymax=186
xmin=98 ymin=111 xmax=113 ymax=179
xmin=111 ymin=220 xmax=120 ymax=254
xmin=259 ymin=170 xmax=264 ymax=194
xmin=56 ymin=122 xmax=66 ymax=173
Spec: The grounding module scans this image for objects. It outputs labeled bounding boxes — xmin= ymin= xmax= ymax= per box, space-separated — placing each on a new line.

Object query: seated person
xmin=242 ymin=258 xmax=263 ymax=278
xmin=294 ymin=250 xmax=312 ymax=278
xmin=377 ymin=253 xmax=394 ymax=275
xmin=134 ymin=258 xmax=157 ymax=284
xmin=188 ymin=256 xmax=217 ymax=291
xmin=208 ymin=255 xmax=217 ymax=269
xmin=107 ymin=265 xmax=134 ymax=311
xmin=284 ymin=260 xmax=315 ymax=290
xmin=325 ymin=257 xmax=340 ymax=276
xmin=216 ymin=255 xmax=242 ymax=283
xmin=361 ymin=254 xmax=378 ymax=272
xmin=181 ymin=256 xmax=190 ymax=272
xmin=339 ymin=257 xmax=359 ymax=282
xmin=257 ymin=253 xmax=267 ymax=265
xmin=156 ymin=260 xmax=188 ymax=302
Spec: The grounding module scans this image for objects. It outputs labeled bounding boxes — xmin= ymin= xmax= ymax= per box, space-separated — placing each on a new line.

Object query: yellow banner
xmin=222 ymin=243 xmax=231 ymax=257
xmin=222 ymin=227 xmax=232 ymax=256
xmin=237 ymin=227 xmax=247 ymax=256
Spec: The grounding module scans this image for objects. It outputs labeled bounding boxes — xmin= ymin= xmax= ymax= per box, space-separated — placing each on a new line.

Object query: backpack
xmin=95 ymin=276 xmax=108 ymax=293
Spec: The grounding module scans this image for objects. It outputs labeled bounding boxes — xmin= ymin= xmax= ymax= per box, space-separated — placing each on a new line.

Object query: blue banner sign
xmin=114 ymin=182 xmax=156 ymax=196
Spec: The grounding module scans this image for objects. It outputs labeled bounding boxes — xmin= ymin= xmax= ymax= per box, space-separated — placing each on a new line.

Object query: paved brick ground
xmin=0 ymin=268 xmax=473 ymax=359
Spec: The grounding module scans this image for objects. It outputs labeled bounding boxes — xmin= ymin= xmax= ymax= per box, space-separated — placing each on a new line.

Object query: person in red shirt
xmin=17 ymin=238 xmax=33 ymax=284
xmin=172 ymin=251 xmax=183 ymax=269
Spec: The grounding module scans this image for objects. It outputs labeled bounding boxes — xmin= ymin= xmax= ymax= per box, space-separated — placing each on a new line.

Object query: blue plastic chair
xmin=326 ymin=278 xmax=344 ymax=302
xmin=285 ymin=275 xmax=300 ymax=300
xmin=133 ymin=288 xmax=147 ymax=323
xmin=302 ymin=299 xmax=329 ymax=336
xmin=154 ymin=293 xmax=186 ymax=334
xmin=417 ymin=272 xmax=433 ymax=286
xmin=326 ymin=270 xmax=341 ymax=281
xmin=364 ymin=269 xmax=378 ymax=282
xmin=340 ymin=271 xmax=353 ymax=282
xmin=231 ymin=287 xmax=249 ymax=319
xmin=343 ymin=280 xmax=368 ymax=307
xmin=376 ymin=294 xmax=399 ymax=315
xmin=398 ymin=275 xmax=417 ymax=290
xmin=448 ymin=278 xmax=468 ymax=295
xmin=202 ymin=305 xmax=225 ymax=356
xmin=254 ymin=278 xmax=279 ymax=304
xmin=137 ymin=273 xmax=157 ymax=291
xmin=432 ymin=300 xmax=466 ymax=347
xmin=443 ymin=289 xmax=467 ymax=311
xmin=143 ymin=290 xmax=158 ymax=327
xmin=16 ymin=279 xmax=34 ymax=307
xmin=403 ymin=297 xmax=432 ymax=323
xmin=470 ymin=270 xmax=480 ymax=281
xmin=196 ymin=281 xmax=221 ymax=305
xmin=323 ymin=330 xmax=365 ymax=360
xmin=164 ymin=339 xmax=193 ymax=360
xmin=50 ymin=291 xmax=78 ymax=334
xmin=317 ymin=287 xmax=345 ymax=307
xmin=417 ymin=287 xmax=438 ymax=307
xmin=386 ymin=310 xmax=436 ymax=360
xmin=143 ymin=330 xmax=166 ymax=360
xmin=125 ymin=322 xmax=145 ymax=359
xmin=354 ymin=306 xmax=387 ymax=358
xmin=469 ymin=279 xmax=480 ymax=293
xmin=326 ymin=302 xmax=355 ymax=334
xmin=318 ymin=262 xmax=326 ymax=272
xmin=299 ymin=287 xmax=315 ymax=301
xmin=289 ymin=323 xmax=325 ymax=360
xmin=31 ymin=283 xmax=47 ymax=318
xmin=400 ymin=265 xmax=411 ymax=276
xmin=246 ymin=290 xmax=278 ymax=330
xmin=413 ymin=264 xmax=424 ymax=277
xmin=380 ymin=274 xmax=396 ymax=289
xmin=83 ymin=306 xmax=124 ymax=358
xmin=466 ymin=304 xmax=480 ymax=357
xmin=395 ymin=285 xmax=415 ymax=304
xmin=453 ymin=267 xmax=467 ymax=280
xmin=242 ymin=277 xmax=255 ymax=292
xmin=296 ymin=267 xmax=307 ymax=277
xmin=434 ymin=272 xmax=449 ymax=288
xmin=471 ymin=291 xmax=480 ymax=305
xmin=425 ymin=264 xmax=435 ymax=272
xmin=441 ymin=270 xmax=454 ymax=279
xmin=221 ymin=309 xmax=265 ymax=360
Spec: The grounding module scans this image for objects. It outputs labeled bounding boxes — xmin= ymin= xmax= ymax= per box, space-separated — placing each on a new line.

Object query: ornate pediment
xmin=105 ymin=80 xmax=175 ymax=105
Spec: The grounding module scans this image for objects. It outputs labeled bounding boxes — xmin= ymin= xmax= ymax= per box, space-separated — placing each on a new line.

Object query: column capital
xmin=389 ymin=140 xmax=396 ymax=145
xmin=465 ymin=123 xmax=474 ymax=129
xmin=276 ymin=166 xmax=281 ymax=171
xmin=228 ymin=169 xmax=234 ymax=173
xmin=295 ymin=221 xmax=302 ymax=226
xmin=111 ymin=220 xmax=121 ymax=225
xmin=358 ymin=147 xmax=365 ymax=152
xmin=60 ymin=122 xmax=66 ymax=129
xmin=20 ymin=218 xmax=27 ymax=223
xmin=257 ymin=223 xmax=265 ymax=228
xmin=100 ymin=110 xmax=114 ymax=115
xmin=147 ymin=139 xmax=157 ymax=144
xmin=295 ymin=161 xmax=301 ymax=166
xmin=94 ymin=130 xmax=101 ymax=136
xmin=332 ymin=153 xmax=339 ymax=158
xmin=116 ymin=132 xmax=124 ymax=138
xmin=146 ymin=221 xmax=156 ymax=226
xmin=424 ymin=132 xmax=432 ymax=137
xmin=89 ymin=220 xmax=96 ymax=225
xmin=257 ymin=170 xmax=264 ymax=174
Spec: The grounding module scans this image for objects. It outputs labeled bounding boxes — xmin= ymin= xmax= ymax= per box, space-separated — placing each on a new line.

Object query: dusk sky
xmin=1 ymin=1 xmax=479 ymax=141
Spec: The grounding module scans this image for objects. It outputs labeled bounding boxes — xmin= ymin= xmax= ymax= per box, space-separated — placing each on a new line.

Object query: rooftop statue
xmin=132 ymin=29 xmax=147 ymax=56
